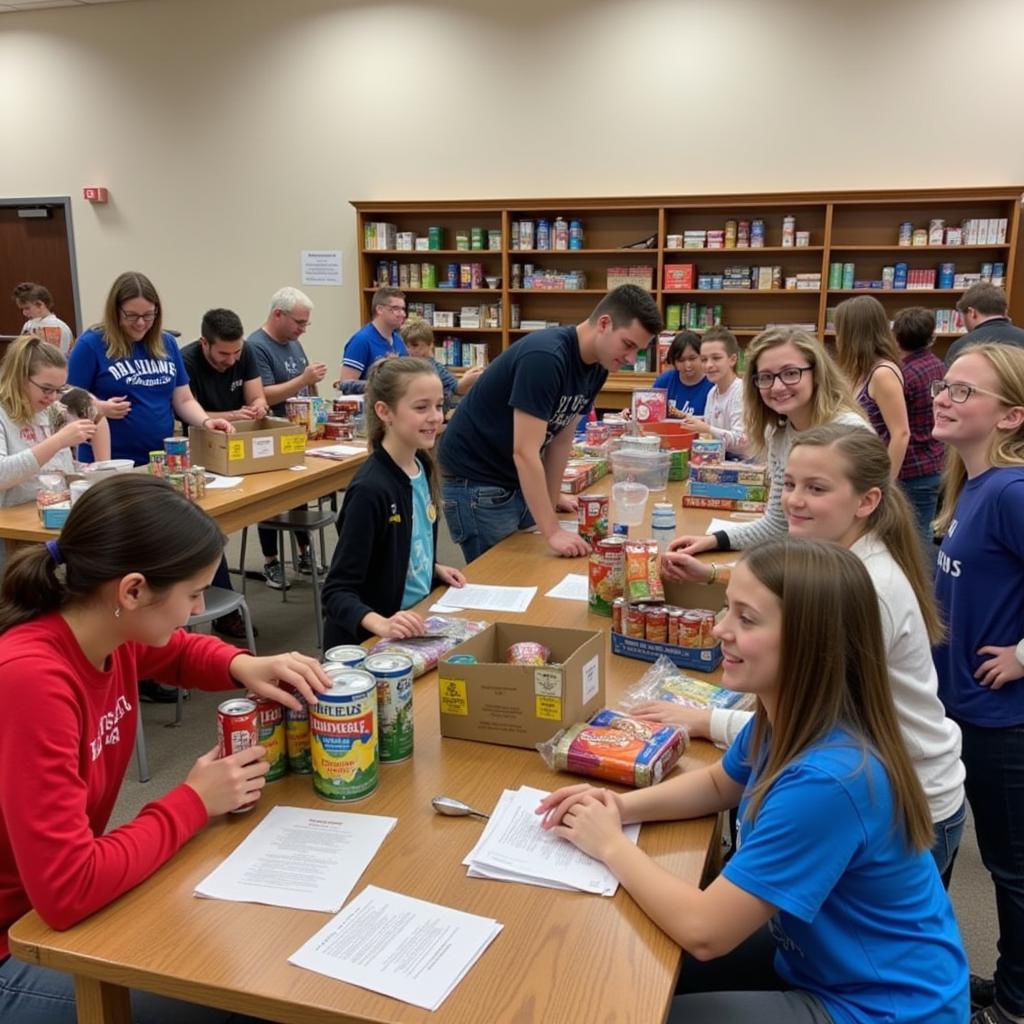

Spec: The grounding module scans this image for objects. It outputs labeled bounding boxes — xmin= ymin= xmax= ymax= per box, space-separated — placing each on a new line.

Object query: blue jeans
xmin=0 ymin=956 xmax=266 ymax=1024
xmin=932 ymin=802 xmax=966 ymax=887
xmin=441 ymin=478 xmax=534 ymax=563
xmin=958 ymin=719 xmax=1024 ymax=1015
xmin=899 ymin=473 xmax=941 ymax=554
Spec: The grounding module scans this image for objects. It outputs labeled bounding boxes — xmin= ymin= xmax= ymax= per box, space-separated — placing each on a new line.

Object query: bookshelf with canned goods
xmin=352 ymin=188 xmax=1022 ymax=409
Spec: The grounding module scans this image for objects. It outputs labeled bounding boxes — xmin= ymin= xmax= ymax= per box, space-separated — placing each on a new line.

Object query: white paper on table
xmin=309 ymin=444 xmax=367 ymax=458
xmin=193 ymin=806 xmax=396 ymax=913
xmin=544 ymin=574 xmax=588 ymax=602
xmin=705 ymin=517 xmax=734 ymax=534
xmin=204 ymin=474 xmax=245 ymax=489
xmin=429 ymin=603 xmax=464 ymax=613
xmin=288 ymin=885 xmax=503 ymax=1011
xmin=432 ymin=583 xmax=536 ymax=614
xmin=464 ymin=787 xmax=640 ymax=897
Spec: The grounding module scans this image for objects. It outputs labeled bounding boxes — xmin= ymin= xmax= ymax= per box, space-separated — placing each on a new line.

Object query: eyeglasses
xmin=752 ymin=365 xmax=813 ymax=390
xmin=29 ymin=379 xmax=69 ymax=398
xmin=285 ymin=313 xmax=311 ymax=328
xmin=384 ymin=305 xmax=407 ymax=314
xmin=120 ymin=308 xmax=158 ymax=324
xmin=930 ymin=379 xmax=1009 ymax=404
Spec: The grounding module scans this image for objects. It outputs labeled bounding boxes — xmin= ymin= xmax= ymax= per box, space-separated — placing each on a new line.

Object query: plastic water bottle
xmin=651 ymin=501 xmax=676 ymax=553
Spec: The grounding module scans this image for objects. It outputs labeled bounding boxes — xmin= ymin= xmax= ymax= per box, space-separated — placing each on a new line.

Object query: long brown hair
xmin=365 ymin=356 xmax=442 ymax=504
xmin=834 ymin=295 xmax=903 ymax=385
xmin=0 ymin=475 xmax=224 ymax=635
xmin=0 ymin=334 xmax=66 ymax=426
xmin=742 ymin=327 xmax=863 ymax=459
xmin=100 ymin=271 xmax=166 ymax=360
xmin=935 ymin=343 xmax=1024 ymax=534
xmin=789 ymin=423 xmax=944 ymax=643
xmin=740 ymin=538 xmax=933 ymax=852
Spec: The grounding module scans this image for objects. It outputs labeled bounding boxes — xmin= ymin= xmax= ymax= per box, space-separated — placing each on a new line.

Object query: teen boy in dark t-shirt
xmin=439 ymin=285 xmax=663 ymax=562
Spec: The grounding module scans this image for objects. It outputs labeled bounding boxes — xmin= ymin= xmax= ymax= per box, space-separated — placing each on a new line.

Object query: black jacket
xmin=322 ymin=446 xmax=440 ymax=648
xmin=944 ymin=317 xmax=1024 ymax=366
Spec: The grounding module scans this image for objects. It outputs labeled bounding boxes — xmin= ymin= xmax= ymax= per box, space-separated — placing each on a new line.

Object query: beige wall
xmin=1 ymin=0 xmax=1023 ymax=367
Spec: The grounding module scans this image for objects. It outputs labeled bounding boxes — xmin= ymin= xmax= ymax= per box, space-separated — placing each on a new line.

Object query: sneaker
xmin=296 ymin=550 xmax=324 ymax=576
xmin=973 ymin=976 xmax=997 ymax=1011
xmin=138 ymin=679 xmax=180 ymax=704
xmin=212 ymin=610 xmax=258 ymax=640
xmin=971 ymin=1006 xmax=1016 ymax=1024
xmin=263 ymin=560 xmax=290 ymax=590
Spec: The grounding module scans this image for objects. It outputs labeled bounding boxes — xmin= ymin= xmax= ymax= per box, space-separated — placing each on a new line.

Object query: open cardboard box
xmin=188 ymin=417 xmax=307 ymax=476
xmin=438 ymin=623 xmax=605 ymax=749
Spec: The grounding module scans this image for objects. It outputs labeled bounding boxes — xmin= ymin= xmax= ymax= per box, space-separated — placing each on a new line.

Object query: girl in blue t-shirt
xmin=538 ymin=537 xmax=967 ymax=1024
xmin=653 ymin=331 xmax=713 ymax=417
xmin=322 ymin=357 xmax=465 ymax=647
xmin=67 ymin=272 xmax=233 ymax=466
xmin=932 ymin=343 xmax=1024 ymax=1023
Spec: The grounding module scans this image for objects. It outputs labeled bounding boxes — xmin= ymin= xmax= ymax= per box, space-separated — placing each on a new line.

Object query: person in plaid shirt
xmin=893 ymin=307 xmax=946 ymax=549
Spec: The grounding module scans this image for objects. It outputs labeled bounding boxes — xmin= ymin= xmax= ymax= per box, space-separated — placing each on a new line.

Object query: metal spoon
xmin=432 ymin=795 xmax=490 ymax=820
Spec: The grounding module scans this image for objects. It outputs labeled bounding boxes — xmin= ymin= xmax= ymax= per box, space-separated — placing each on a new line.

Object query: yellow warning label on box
xmin=227 ymin=439 xmax=246 ymax=461
xmin=535 ymin=695 xmax=563 ymax=721
xmin=280 ymin=434 xmax=307 ymax=454
xmin=439 ymin=678 xmax=468 ymax=716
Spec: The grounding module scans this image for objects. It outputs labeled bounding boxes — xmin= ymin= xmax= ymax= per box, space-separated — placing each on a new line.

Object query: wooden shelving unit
xmin=352 ymin=188 xmax=1024 ymax=397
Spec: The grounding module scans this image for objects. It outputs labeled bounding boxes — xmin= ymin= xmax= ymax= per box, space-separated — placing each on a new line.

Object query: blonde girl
xmin=322 ymin=357 xmax=465 ymax=646
xmin=538 ymin=538 xmax=967 ymax=1024
xmin=668 ymin=327 xmax=866 ymax=557
xmin=654 ymin=425 xmax=965 ymax=879
xmin=834 ymin=295 xmax=910 ymax=478
xmin=931 ymin=343 xmax=1024 ymax=1022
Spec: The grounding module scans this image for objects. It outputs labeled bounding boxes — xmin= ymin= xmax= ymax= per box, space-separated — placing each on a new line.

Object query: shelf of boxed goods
xmin=826 ymin=288 xmax=964 ymax=295
xmin=827 ymin=244 xmax=1012 ymax=253
xmin=665 ymin=246 xmax=825 ymax=255
xmin=511 ymin=248 xmax=662 ymax=256
xmin=663 ymin=289 xmax=820 ymax=296
xmin=361 ymin=287 xmax=499 ymax=296
xmin=361 ymin=250 xmax=502 ymax=257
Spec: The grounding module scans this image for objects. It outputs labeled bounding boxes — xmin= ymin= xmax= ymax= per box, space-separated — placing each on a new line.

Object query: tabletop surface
xmin=10 ymin=481 xmax=734 ymax=1024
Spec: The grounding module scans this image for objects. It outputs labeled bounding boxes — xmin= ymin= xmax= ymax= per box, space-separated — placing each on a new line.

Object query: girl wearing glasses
xmin=0 ymin=336 xmax=110 ymax=554
xmin=67 ymin=272 xmax=232 ymax=466
xmin=668 ymin=327 xmax=867 ymax=558
xmin=931 ymin=344 xmax=1024 ymax=1024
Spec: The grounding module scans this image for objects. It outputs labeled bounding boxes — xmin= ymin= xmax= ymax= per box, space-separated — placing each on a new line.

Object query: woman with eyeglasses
xmin=67 ymin=272 xmax=233 ymax=466
xmin=668 ymin=326 xmax=868 ymax=558
xmin=931 ymin=343 xmax=1024 ymax=1024
xmin=0 ymin=336 xmax=111 ymax=560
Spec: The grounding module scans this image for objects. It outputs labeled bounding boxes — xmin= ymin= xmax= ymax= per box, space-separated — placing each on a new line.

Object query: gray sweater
xmin=0 ymin=404 xmax=74 ymax=508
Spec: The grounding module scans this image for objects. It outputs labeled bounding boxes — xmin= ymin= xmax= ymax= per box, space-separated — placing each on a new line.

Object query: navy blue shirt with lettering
xmin=181 ymin=339 xmax=260 ymax=416
xmin=934 ymin=466 xmax=1024 ymax=727
xmin=439 ymin=326 xmax=607 ymax=490
xmin=68 ymin=327 xmax=190 ymax=465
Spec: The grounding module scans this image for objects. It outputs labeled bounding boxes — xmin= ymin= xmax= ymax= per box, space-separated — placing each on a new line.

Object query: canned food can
xmin=506 ymin=642 xmax=550 ymax=666
xmin=645 ymin=606 xmax=668 ymax=643
xmin=680 ymin=611 xmax=704 ymax=648
xmin=626 ymin=604 xmax=647 ymax=639
xmin=577 ymin=494 xmax=609 ymax=546
xmin=217 ymin=697 xmax=259 ymax=812
xmin=667 ymin=607 xmax=684 ymax=646
xmin=311 ymin=667 xmax=378 ymax=801
xmin=447 ymin=654 xmax=478 ymax=664
xmin=324 ymin=645 xmax=367 ymax=668
xmin=612 ymin=596 xmax=625 ymax=634
xmin=285 ymin=693 xmax=312 ymax=774
xmin=363 ymin=653 xmax=415 ymax=764
xmin=148 ymin=451 xmax=166 ymax=477
xmin=167 ymin=471 xmax=186 ymax=493
xmin=246 ymin=695 xmax=287 ymax=781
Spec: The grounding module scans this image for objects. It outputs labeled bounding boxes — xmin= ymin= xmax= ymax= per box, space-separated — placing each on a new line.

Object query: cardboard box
xmin=438 ymin=623 xmax=605 ymax=749
xmin=689 ymin=481 xmax=769 ymax=501
xmin=188 ymin=418 xmax=307 ymax=476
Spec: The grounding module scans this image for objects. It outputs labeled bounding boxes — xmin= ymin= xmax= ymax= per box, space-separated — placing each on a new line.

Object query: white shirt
xmin=22 ymin=313 xmax=74 ymax=357
xmin=709 ymin=532 xmax=965 ymax=823
xmin=704 ymin=377 xmax=747 ymax=456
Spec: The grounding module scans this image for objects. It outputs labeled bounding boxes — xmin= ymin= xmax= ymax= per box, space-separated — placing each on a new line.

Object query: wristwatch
xmin=1016 ymin=638 xmax=1024 ymax=668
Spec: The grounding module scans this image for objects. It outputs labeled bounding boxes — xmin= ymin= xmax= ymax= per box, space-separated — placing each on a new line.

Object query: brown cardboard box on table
xmin=438 ymin=623 xmax=605 ymax=749
xmin=188 ymin=418 xmax=307 ymax=476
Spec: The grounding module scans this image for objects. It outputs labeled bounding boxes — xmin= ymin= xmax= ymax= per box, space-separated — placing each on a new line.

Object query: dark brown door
xmin=0 ymin=201 xmax=78 ymax=338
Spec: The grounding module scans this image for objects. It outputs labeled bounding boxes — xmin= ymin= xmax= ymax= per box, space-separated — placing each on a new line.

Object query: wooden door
xmin=0 ymin=201 xmax=78 ymax=341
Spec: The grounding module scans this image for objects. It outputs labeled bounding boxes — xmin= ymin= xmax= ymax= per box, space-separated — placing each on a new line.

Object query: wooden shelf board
xmin=827 ymin=244 xmax=1010 ymax=252
xmin=664 ymin=246 xmax=824 ymax=255
xmin=663 ymin=289 xmax=819 ymax=296
xmin=363 ymin=287 xmax=499 ymax=295
xmin=827 ymin=288 xmax=965 ymax=295
xmin=508 ymin=288 xmax=609 ymax=295
xmin=430 ymin=327 xmax=502 ymax=333
xmin=363 ymin=249 xmax=501 ymax=256
xmin=511 ymin=248 xmax=660 ymax=256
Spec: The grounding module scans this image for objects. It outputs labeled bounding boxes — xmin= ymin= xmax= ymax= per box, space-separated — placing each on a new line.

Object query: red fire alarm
xmin=82 ymin=187 xmax=109 ymax=203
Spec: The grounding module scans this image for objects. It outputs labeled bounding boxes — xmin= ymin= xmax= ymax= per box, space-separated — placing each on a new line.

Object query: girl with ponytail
xmin=0 ymin=474 xmax=329 ymax=1024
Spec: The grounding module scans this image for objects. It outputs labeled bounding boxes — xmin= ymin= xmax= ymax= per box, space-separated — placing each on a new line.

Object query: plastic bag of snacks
xmin=619 ymin=655 xmax=754 ymax=712
xmin=537 ymin=708 xmax=687 ymax=788
xmin=370 ymin=615 xmax=487 ymax=677
xmin=624 ymin=540 xmax=665 ymax=603
xmin=35 ymin=473 xmax=69 ymax=517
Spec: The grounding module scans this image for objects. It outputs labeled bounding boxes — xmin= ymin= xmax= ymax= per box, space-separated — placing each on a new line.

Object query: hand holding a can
xmin=228 ymin=651 xmax=332 ymax=709
xmin=186 ymin=744 xmax=269 ymax=816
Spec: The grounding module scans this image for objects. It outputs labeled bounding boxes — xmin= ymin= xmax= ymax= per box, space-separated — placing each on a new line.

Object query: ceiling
xmin=0 ymin=0 xmax=138 ymax=12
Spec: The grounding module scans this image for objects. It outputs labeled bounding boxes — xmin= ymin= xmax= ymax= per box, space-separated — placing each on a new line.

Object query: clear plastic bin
xmin=610 ymin=448 xmax=671 ymax=492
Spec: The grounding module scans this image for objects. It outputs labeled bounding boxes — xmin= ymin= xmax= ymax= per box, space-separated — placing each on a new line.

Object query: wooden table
xmin=0 ymin=446 xmax=369 ymax=543
xmin=10 ymin=484 xmax=730 ymax=1024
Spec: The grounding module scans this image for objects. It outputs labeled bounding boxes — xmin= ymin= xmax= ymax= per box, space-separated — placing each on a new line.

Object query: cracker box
xmin=688 ymin=481 xmax=769 ymax=502
xmin=682 ymin=495 xmax=767 ymax=513
xmin=689 ymin=463 xmax=767 ymax=485
xmin=663 ymin=264 xmax=696 ymax=290
xmin=438 ymin=623 xmax=605 ymax=749
xmin=188 ymin=418 xmax=307 ymax=476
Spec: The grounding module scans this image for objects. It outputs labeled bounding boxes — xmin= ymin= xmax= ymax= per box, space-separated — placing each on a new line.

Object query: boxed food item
xmin=663 ymin=264 xmax=696 ymax=290
xmin=539 ymin=709 xmax=687 ymax=787
xmin=560 ymin=456 xmax=609 ymax=494
xmin=631 ymin=388 xmax=668 ymax=424
xmin=682 ymin=495 xmax=767 ymax=513
xmin=438 ymin=623 xmax=605 ymax=749
xmin=284 ymin=396 xmax=328 ymax=439
xmin=690 ymin=462 xmax=767 ymax=485
xmin=689 ymin=438 xmax=725 ymax=465
xmin=688 ymin=481 xmax=769 ymax=502
xmin=188 ymin=418 xmax=307 ymax=476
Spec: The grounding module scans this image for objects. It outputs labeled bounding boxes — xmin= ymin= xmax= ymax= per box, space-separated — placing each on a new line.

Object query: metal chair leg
xmin=239 ymin=527 xmax=249 ymax=597
xmin=135 ymin=716 xmax=151 ymax=783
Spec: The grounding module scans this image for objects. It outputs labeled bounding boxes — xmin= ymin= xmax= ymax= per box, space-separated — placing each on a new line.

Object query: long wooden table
xmin=0 ymin=446 xmax=369 ymax=543
xmin=9 ymin=485 xmax=728 ymax=1024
